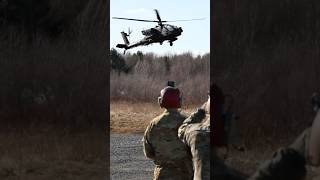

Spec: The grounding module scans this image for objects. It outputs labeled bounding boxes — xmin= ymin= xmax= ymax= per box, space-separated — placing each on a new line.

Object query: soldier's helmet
xmin=158 ymin=86 xmax=181 ymax=109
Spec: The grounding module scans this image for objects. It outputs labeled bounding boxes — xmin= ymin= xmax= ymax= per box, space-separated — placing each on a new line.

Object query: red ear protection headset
xmin=158 ymin=86 xmax=182 ymax=109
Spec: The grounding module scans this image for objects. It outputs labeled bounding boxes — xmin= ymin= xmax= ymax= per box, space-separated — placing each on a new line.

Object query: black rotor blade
xmin=154 ymin=9 xmax=162 ymax=22
xmin=165 ymin=18 xmax=206 ymax=22
xmin=112 ymin=17 xmax=157 ymax=22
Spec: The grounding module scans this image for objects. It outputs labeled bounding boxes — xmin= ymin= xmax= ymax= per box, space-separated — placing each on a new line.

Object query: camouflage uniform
xmin=178 ymin=108 xmax=210 ymax=180
xmin=143 ymin=109 xmax=193 ymax=180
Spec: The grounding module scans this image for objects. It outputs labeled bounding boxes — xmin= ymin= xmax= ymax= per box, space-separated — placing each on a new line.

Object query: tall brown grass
xmin=110 ymin=52 xmax=210 ymax=105
xmin=0 ymin=0 xmax=107 ymax=129
xmin=213 ymin=0 xmax=320 ymax=144
xmin=0 ymin=128 xmax=107 ymax=179
xmin=0 ymin=1 xmax=108 ymax=178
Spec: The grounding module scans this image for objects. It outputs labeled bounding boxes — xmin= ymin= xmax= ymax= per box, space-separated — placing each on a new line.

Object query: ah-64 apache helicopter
xmin=112 ymin=9 xmax=204 ymax=54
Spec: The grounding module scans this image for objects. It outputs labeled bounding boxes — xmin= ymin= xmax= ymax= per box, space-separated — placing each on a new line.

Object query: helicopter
xmin=112 ymin=9 xmax=204 ymax=54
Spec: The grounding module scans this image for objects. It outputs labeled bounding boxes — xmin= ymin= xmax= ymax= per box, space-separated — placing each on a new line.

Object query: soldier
xmin=142 ymin=82 xmax=193 ymax=180
xmin=178 ymin=97 xmax=210 ymax=180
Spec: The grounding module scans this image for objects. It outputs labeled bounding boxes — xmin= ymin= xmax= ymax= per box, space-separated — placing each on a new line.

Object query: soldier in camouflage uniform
xmin=143 ymin=85 xmax=193 ymax=180
xmin=178 ymin=96 xmax=210 ymax=180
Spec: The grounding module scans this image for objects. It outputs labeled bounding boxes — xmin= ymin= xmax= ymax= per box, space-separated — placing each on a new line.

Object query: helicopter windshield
xmin=142 ymin=28 xmax=157 ymax=36
xmin=165 ymin=24 xmax=175 ymax=31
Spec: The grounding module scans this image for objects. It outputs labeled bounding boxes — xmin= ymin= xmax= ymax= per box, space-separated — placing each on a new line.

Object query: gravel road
xmin=110 ymin=133 xmax=154 ymax=180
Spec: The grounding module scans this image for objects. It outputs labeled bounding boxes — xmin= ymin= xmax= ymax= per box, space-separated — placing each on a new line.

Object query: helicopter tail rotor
xmin=120 ymin=31 xmax=130 ymax=45
xmin=116 ymin=31 xmax=130 ymax=52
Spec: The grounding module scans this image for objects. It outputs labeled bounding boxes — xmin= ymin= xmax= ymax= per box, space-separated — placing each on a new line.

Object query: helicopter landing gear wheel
xmin=169 ymin=41 xmax=173 ymax=46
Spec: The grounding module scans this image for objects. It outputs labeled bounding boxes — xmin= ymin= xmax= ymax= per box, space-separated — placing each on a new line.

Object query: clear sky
xmin=110 ymin=0 xmax=210 ymax=56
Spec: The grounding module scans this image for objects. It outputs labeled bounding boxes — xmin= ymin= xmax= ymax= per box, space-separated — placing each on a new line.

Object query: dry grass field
xmin=0 ymin=129 xmax=107 ymax=180
xmin=110 ymin=101 xmax=200 ymax=133
xmin=214 ymin=1 xmax=320 ymax=178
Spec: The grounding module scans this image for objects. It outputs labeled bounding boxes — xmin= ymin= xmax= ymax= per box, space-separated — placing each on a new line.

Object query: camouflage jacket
xmin=178 ymin=108 xmax=210 ymax=180
xmin=143 ymin=109 xmax=191 ymax=166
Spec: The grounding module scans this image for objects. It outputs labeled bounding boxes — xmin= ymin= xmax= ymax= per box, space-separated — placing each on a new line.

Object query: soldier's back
xmin=145 ymin=109 xmax=193 ymax=180
xmin=184 ymin=117 xmax=210 ymax=180
xmin=148 ymin=109 xmax=189 ymax=161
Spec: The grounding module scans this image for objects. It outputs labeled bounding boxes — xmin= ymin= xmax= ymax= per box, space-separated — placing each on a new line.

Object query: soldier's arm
xmin=178 ymin=121 xmax=188 ymax=141
xmin=178 ymin=109 xmax=205 ymax=142
xmin=142 ymin=124 xmax=156 ymax=159
xmin=183 ymin=108 xmax=206 ymax=124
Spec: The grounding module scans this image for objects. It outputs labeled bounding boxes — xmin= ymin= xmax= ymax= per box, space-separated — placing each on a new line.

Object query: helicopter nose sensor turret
xmin=174 ymin=27 xmax=183 ymax=36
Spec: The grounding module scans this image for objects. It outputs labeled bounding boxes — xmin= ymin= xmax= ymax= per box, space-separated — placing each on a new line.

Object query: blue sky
xmin=110 ymin=0 xmax=210 ymax=56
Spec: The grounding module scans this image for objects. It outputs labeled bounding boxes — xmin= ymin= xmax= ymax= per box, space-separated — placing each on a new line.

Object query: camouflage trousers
xmin=188 ymin=131 xmax=210 ymax=180
xmin=152 ymin=160 xmax=193 ymax=180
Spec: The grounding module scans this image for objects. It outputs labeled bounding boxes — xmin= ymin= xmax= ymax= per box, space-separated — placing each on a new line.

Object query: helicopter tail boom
xmin=116 ymin=44 xmax=128 ymax=49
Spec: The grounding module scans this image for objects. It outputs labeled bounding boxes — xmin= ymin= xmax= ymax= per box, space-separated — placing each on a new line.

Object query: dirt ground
xmin=0 ymin=129 xmax=108 ymax=180
xmin=110 ymin=101 xmax=198 ymax=133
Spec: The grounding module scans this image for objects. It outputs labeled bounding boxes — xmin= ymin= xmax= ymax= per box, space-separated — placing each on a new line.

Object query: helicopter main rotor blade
xmin=154 ymin=9 xmax=162 ymax=23
xmin=112 ymin=17 xmax=158 ymax=22
xmin=165 ymin=18 xmax=206 ymax=22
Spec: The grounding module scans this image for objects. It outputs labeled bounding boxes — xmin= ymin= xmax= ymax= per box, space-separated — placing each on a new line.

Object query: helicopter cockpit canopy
xmin=141 ymin=28 xmax=158 ymax=36
xmin=164 ymin=24 xmax=175 ymax=30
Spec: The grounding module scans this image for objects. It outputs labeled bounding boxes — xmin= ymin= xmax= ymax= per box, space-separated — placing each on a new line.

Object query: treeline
xmin=214 ymin=0 xmax=320 ymax=142
xmin=0 ymin=0 xmax=107 ymax=130
xmin=110 ymin=49 xmax=210 ymax=105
